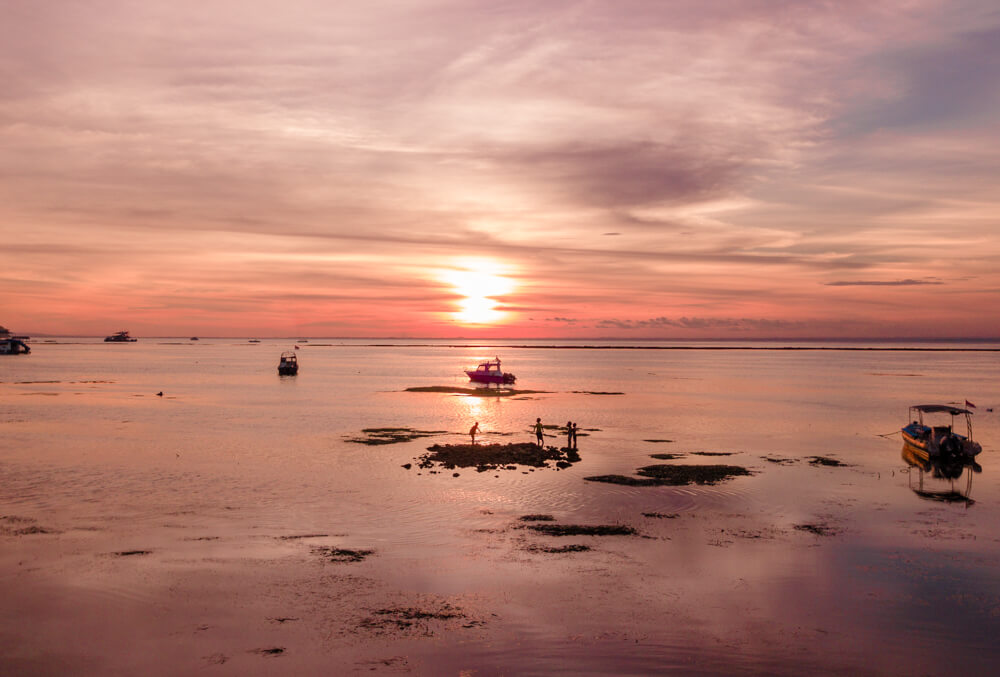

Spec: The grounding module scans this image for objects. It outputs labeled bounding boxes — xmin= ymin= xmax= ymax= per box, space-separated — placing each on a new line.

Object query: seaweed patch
xmin=346 ymin=428 xmax=448 ymax=445
xmin=586 ymin=463 xmax=751 ymax=486
xmin=312 ymin=546 xmax=375 ymax=563
xmin=524 ymin=524 xmax=637 ymax=537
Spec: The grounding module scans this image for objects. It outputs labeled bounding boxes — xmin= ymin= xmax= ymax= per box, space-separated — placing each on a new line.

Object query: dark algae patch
xmin=643 ymin=512 xmax=680 ymax=519
xmin=359 ymin=603 xmax=482 ymax=635
xmin=519 ymin=514 xmax=555 ymax=521
xmin=649 ymin=453 xmax=685 ymax=460
xmin=692 ymin=451 xmax=735 ymax=456
xmin=637 ymin=464 xmax=751 ymax=484
xmin=794 ymin=523 xmax=839 ymax=536
xmin=644 ymin=439 xmax=674 ymax=443
xmin=278 ymin=533 xmax=329 ymax=540
xmin=525 ymin=524 xmax=637 ymax=537
xmin=312 ymin=546 xmax=375 ymax=563
xmin=417 ymin=442 xmax=580 ymax=471
xmin=113 ymin=550 xmax=152 ymax=557
xmin=346 ymin=428 xmax=448 ymax=445
xmin=585 ymin=474 xmax=663 ymax=487
xmin=251 ymin=647 xmax=285 ymax=657
xmin=571 ymin=391 xmax=625 ymax=395
xmin=808 ymin=456 xmax=850 ymax=467
xmin=586 ymin=463 xmax=752 ymax=486
xmin=525 ymin=543 xmax=592 ymax=553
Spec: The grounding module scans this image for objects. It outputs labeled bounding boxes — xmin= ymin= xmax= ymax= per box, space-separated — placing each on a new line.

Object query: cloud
xmin=595 ymin=317 xmax=807 ymax=331
xmin=824 ymin=279 xmax=944 ymax=286
xmin=2 ymin=1 xmax=999 ymax=337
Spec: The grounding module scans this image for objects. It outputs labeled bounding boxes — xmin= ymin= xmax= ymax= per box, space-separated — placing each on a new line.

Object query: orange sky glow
xmin=2 ymin=1 xmax=999 ymax=338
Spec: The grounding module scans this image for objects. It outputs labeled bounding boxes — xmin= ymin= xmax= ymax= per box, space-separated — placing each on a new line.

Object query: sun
xmin=440 ymin=259 xmax=515 ymax=325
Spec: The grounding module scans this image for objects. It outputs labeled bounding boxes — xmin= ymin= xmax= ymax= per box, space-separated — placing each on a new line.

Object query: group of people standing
xmin=470 ymin=418 xmax=580 ymax=450
xmin=532 ymin=418 xmax=578 ymax=449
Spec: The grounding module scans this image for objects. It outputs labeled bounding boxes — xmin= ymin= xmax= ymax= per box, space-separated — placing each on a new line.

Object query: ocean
xmin=2 ymin=338 xmax=999 ymax=675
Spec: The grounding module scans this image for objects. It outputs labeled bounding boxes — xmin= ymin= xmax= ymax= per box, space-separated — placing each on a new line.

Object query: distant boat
xmin=0 ymin=338 xmax=31 ymax=355
xmin=104 ymin=330 xmax=137 ymax=342
xmin=190 ymin=337 xmax=199 ymax=341
xmin=278 ymin=351 xmax=299 ymax=375
xmin=248 ymin=339 xmax=261 ymax=343
xmin=901 ymin=404 xmax=981 ymax=459
xmin=465 ymin=356 xmax=516 ymax=385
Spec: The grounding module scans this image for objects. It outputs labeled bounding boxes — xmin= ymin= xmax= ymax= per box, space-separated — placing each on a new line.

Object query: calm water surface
xmin=2 ymin=339 xmax=1000 ymax=675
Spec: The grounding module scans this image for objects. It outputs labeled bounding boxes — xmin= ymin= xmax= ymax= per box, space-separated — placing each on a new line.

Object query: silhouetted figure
xmin=565 ymin=421 xmax=573 ymax=448
xmin=571 ymin=422 xmax=579 ymax=450
xmin=534 ymin=418 xmax=544 ymax=447
xmin=156 ymin=391 xmax=163 ymax=397
xmin=469 ymin=421 xmax=480 ymax=445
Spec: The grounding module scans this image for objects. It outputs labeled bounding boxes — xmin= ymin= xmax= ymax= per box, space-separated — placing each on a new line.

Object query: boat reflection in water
xmin=902 ymin=443 xmax=982 ymax=505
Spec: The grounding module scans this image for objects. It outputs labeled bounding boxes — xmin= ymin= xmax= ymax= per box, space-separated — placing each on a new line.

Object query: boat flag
xmin=966 ymin=400 xmax=976 ymax=409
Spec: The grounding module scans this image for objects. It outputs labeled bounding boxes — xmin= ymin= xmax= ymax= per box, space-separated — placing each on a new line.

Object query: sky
xmin=2 ymin=0 xmax=999 ymax=339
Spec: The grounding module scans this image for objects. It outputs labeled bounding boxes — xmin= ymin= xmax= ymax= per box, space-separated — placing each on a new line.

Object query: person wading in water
xmin=469 ymin=421 xmax=480 ymax=445
xmin=534 ymin=418 xmax=544 ymax=447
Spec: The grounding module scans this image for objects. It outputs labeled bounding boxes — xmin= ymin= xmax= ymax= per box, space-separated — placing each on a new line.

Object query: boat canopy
xmin=911 ymin=404 xmax=973 ymax=415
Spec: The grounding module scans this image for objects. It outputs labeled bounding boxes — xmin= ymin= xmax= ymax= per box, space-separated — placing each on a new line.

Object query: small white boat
xmin=277 ymin=351 xmax=298 ymax=375
xmin=901 ymin=404 xmax=981 ymax=459
xmin=465 ymin=357 xmax=516 ymax=385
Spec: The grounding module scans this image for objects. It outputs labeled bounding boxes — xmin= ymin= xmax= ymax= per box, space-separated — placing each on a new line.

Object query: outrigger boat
xmin=277 ymin=351 xmax=298 ymax=375
xmin=104 ymin=330 xmax=137 ymax=342
xmin=465 ymin=356 xmax=516 ymax=385
xmin=901 ymin=404 xmax=981 ymax=459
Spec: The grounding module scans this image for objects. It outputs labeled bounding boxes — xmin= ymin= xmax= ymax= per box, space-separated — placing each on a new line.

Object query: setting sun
xmin=440 ymin=259 xmax=515 ymax=325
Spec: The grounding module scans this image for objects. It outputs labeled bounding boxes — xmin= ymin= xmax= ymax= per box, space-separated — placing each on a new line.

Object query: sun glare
xmin=440 ymin=260 xmax=515 ymax=325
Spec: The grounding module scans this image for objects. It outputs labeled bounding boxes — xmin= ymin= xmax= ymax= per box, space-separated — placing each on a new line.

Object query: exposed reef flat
xmin=417 ymin=443 xmax=581 ymax=471
xmin=585 ymin=463 xmax=752 ymax=487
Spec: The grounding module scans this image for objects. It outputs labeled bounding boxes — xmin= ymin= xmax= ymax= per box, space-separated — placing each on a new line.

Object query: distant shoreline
xmin=27 ymin=339 xmax=1000 ymax=352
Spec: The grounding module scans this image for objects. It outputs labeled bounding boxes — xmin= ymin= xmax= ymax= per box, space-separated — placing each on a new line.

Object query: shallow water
xmin=2 ymin=339 xmax=1000 ymax=675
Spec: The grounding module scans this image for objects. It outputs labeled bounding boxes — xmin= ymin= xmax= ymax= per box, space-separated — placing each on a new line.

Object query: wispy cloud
xmin=596 ymin=317 xmax=806 ymax=331
xmin=825 ymin=279 xmax=944 ymax=286
xmin=1 ymin=0 xmax=999 ymax=337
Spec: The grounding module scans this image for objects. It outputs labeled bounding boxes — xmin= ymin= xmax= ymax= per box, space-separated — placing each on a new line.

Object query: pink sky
xmin=2 ymin=0 xmax=999 ymax=338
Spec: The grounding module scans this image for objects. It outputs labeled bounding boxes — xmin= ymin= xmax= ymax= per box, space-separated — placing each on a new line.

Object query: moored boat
xmin=901 ymin=404 xmax=981 ymax=459
xmin=465 ymin=357 xmax=516 ymax=385
xmin=104 ymin=330 xmax=137 ymax=342
xmin=0 ymin=338 xmax=31 ymax=355
xmin=278 ymin=351 xmax=299 ymax=375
